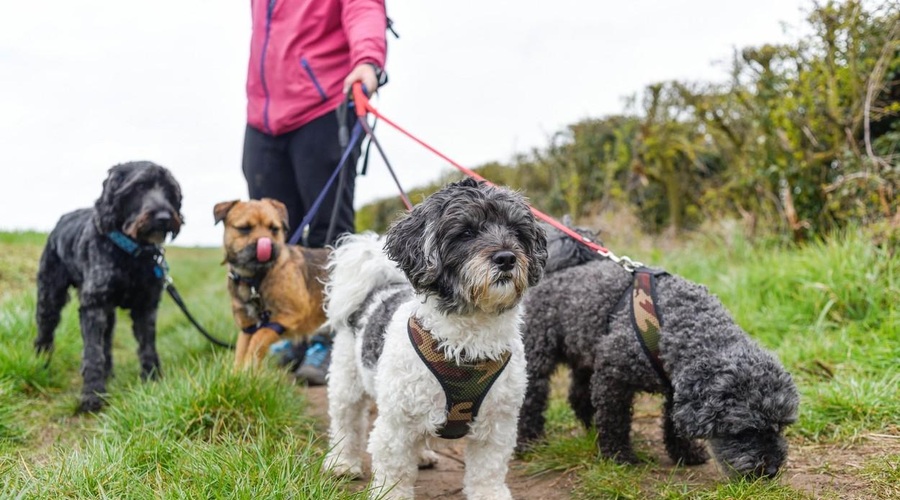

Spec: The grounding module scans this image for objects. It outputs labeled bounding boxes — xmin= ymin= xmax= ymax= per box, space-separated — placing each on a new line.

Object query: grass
xmin=0 ymin=227 xmax=897 ymax=498
xmin=0 ymin=231 xmax=366 ymax=498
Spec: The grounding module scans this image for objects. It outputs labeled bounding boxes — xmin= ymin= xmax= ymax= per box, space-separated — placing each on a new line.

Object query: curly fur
xmin=35 ymin=161 xmax=183 ymax=412
xmin=517 ymin=224 xmax=799 ymax=479
xmin=324 ymin=178 xmax=547 ymax=499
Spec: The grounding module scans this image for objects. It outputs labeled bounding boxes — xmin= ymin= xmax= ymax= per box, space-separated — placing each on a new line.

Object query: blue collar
xmin=106 ymin=231 xmax=168 ymax=280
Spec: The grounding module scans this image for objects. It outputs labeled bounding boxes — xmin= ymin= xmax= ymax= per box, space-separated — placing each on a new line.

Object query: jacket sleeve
xmin=341 ymin=0 xmax=387 ymax=70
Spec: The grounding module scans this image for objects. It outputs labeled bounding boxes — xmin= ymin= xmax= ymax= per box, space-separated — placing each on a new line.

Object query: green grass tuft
xmin=101 ymin=356 xmax=312 ymax=442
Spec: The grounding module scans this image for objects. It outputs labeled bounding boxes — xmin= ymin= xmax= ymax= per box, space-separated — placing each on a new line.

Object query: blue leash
xmin=288 ymin=121 xmax=364 ymax=245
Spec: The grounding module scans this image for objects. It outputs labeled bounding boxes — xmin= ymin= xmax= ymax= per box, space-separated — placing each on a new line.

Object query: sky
xmin=0 ymin=1 xmax=810 ymax=247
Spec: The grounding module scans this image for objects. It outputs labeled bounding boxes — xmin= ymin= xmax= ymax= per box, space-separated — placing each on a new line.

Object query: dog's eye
xmin=461 ymin=228 xmax=476 ymax=239
xmin=270 ymin=226 xmax=280 ymax=234
xmin=235 ymin=225 xmax=252 ymax=235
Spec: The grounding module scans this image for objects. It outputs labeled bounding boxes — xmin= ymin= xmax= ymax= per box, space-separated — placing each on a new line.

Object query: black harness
xmin=228 ymin=270 xmax=286 ymax=336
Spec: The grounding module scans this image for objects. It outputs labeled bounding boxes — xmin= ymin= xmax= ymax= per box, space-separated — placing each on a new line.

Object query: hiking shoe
xmin=294 ymin=339 xmax=331 ymax=386
xmin=275 ymin=340 xmax=308 ymax=372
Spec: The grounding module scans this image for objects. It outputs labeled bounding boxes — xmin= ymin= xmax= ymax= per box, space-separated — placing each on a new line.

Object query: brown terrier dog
xmin=213 ymin=198 xmax=330 ymax=369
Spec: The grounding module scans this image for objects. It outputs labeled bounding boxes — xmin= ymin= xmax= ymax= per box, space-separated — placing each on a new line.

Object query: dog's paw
xmin=466 ymin=485 xmax=512 ymax=500
xmin=34 ymin=337 xmax=54 ymax=355
xmin=417 ymin=449 xmax=439 ymax=470
xmin=674 ymin=442 xmax=710 ymax=466
xmin=606 ymin=450 xmax=641 ymax=465
xmin=140 ymin=367 xmax=162 ymax=382
xmin=515 ymin=436 xmax=542 ymax=455
xmin=77 ymin=394 xmax=106 ymax=414
xmin=325 ymin=454 xmax=363 ymax=479
xmin=330 ymin=462 xmax=363 ymax=479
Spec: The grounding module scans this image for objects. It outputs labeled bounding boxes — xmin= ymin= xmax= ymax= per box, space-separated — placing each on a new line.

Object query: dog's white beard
xmin=461 ymin=257 xmax=526 ymax=313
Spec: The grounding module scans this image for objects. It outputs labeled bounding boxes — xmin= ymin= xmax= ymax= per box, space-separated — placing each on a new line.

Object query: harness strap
xmin=407 ymin=316 xmax=511 ymax=439
xmin=630 ymin=267 xmax=671 ymax=386
xmin=241 ymin=321 xmax=286 ymax=335
xmin=228 ymin=270 xmax=286 ymax=336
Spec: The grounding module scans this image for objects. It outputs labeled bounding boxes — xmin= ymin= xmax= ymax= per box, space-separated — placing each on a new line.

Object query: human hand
xmin=343 ymin=63 xmax=379 ymax=96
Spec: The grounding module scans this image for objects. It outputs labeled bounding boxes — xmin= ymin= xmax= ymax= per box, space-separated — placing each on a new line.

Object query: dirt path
xmin=301 ymin=386 xmax=573 ymax=499
xmin=628 ymin=395 xmax=900 ymax=499
xmin=303 ymin=385 xmax=900 ymax=499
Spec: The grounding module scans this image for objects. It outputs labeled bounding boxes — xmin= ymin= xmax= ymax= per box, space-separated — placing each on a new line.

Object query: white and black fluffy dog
xmin=324 ymin=178 xmax=547 ymax=500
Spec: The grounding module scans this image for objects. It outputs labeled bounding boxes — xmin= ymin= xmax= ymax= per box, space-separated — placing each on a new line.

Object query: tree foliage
xmin=358 ymin=1 xmax=898 ymax=241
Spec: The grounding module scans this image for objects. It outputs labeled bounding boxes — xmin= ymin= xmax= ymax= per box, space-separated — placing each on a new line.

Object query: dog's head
xmin=94 ymin=161 xmax=184 ymax=244
xmin=384 ymin=178 xmax=548 ymax=315
xmin=542 ymin=215 xmax=604 ymax=274
xmin=671 ymin=347 xmax=799 ymax=478
xmin=214 ymin=198 xmax=289 ymax=273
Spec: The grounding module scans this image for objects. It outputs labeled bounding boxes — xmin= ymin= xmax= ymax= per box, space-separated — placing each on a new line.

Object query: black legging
xmin=242 ymin=107 xmax=360 ymax=248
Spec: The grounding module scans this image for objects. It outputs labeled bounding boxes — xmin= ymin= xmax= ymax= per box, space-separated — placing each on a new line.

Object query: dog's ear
xmin=384 ymin=203 xmax=439 ymax=290
xmin=160 ymin=165 xmax=183 ymax=209
xmin=94 ymin=166 xmax=125 ymax=233
xmin=214 ymin=200 xmax=240 ymax=225
xmin=160 ymin=165 xmax=184 ymax=239
xmin=671 ymin=357 xmax=725 ymax=438
xmin=525 ymin=217 xmax=548 ymax=287
xmin=672 ymin=351 xmax=799 ymax=438
xmin=262 ymin=198 xmax=290 ymax=230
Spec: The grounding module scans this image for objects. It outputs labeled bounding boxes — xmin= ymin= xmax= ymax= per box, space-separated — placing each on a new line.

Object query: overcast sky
xmin=0 ymin=1 xmax=809 ymax=246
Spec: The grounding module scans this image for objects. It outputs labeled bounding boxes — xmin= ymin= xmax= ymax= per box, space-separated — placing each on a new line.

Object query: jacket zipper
xmin=259 ymin=0 xmax=277 ymax=134
xmin=300 ymin=57 xmax=328 ymax=102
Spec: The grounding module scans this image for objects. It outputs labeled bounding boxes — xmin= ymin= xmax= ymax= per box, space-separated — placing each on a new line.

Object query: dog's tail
xmin=325 ymin=232 xmax=407 ymax=330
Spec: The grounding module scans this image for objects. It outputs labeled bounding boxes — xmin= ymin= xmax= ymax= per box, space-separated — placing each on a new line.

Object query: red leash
xmin=351 ymin=84 xmax=643 ymax=269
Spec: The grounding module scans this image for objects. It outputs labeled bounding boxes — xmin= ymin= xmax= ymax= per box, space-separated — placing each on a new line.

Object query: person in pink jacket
xmin=242 ymin=0 xmax=388 ymax=385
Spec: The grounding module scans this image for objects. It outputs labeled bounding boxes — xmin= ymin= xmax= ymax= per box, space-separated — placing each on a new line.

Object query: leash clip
xmin=152 ymin=249 xmax=170 ymax=280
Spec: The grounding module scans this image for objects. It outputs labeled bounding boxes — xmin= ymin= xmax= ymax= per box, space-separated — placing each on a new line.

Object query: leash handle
xmin=351 ymin=82 xmax=369 ymax=118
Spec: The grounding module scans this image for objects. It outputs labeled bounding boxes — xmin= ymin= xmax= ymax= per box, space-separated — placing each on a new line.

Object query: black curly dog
xmin=35 ymin=161 xmax=183 ymax=412
xmin=517 ymin=223 xmax=799 ymax=478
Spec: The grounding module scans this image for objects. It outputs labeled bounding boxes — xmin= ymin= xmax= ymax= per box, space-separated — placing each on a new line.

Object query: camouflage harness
xmin=407 ymin=316 xmax=512 ymax=439
xmin=628 ymin=267 xmax=670 ymax=385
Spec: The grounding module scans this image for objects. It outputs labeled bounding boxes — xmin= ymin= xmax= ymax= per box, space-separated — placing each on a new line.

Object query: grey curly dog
xmin=517 ymin=222 xmax=799 ymax=478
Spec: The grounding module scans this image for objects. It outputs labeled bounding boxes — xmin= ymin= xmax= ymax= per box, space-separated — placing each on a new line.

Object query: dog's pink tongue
xmin=256 ymin=237 xmax=272 ymax=262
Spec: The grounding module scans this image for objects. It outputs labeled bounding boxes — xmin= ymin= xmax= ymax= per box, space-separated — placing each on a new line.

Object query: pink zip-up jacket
xmin=246 ymin=0 xmax=387 ymax=136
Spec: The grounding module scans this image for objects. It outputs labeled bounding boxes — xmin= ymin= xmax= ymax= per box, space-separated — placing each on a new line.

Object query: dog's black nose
xmin=762 ymin=462 xmax=781 ymax=478
xmin=751 ymin=461 xmax=780 ymax=479
xmin=492 ymin=251 xmax=516 ymax=272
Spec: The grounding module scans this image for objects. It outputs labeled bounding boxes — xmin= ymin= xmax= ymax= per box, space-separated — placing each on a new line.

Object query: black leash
xmin=164 ymin=280 xmax=235 ymax=349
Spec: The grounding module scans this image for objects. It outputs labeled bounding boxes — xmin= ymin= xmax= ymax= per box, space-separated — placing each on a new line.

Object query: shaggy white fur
xmin=325 ymin=234 xmax=528 ymax=500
